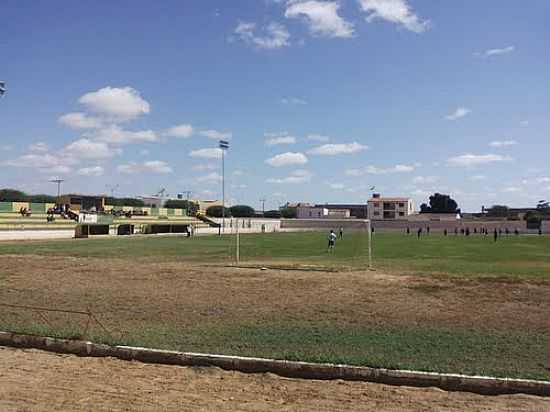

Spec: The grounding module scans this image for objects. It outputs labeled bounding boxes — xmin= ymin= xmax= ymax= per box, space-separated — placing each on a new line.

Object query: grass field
xmin=1 ymin=231 xmax=549 ymax=277
xmin=1 ymin=232 xmax=549 ymax=380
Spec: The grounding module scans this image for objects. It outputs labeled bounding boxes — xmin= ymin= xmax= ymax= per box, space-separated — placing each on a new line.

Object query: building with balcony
xmin=367 ymin=194 xmax=415 ymax=220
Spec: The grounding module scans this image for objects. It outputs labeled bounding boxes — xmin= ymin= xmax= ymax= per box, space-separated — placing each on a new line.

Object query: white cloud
xmin=63 ymin=138 xmax=117 ymax=160
xmin=306 ymin=133 xmax=329 ymax=142
xmin=281 ymin=97 xmax=307 ymax=105
xmin=265 ymin=133 xmax=297 ymax=146
xmin=193 ymin=163 xmax=218 ymax=172
xmin=235 ymin=22 xmax=291 ymax=49
xmin=502 ymin=186 xmax=521 ymax=193
xmin=483 ymin=46 xmax=515 ymax=57
xmin=520 ymin=120 xmax=529 ymax=127
xmin=79 ymin=86 xmax=150 ymax=122
xmin=265 ymin=152 xmax=308 ymax=167
xmin=199 ymin=129 xmax=232 ymax=140
xmin=358 ymin=0 xmax=429 ymax=33
xmin=165 ymin=124 xmax=194 ymax=138
xmin=28 ymin=142 xmax=49 ymax=152
xmin=536 ymin=177 xmax=550 ymax=184
xmin=2 ymin=153 xmax=74 ymax=174
xmin=445 ymin=107 xmax=471 ymax=121
xmin=266 ymin=169 xmax=313 ymax=184
xmin=489 ymin=140 xmax=518 ymax=148
xmin=77 ymin=166 xmax=104 ymax=177
xmin=447 ymin=153 xmax=512 ymax=167
xmin=412 ymin=176 xmax=439 ymax=184
xmin=308 ymin=142 xmax=368 ymax=156
xmin=470 ymin=175 xmax=487 ymax=181
xmin=117 ymin=160 xmax=172 ymax=174
xmin=233 ymin=169 xmax=245 ymax=176
xmin=285 ymin=1 xmax=354 ymax=38
xmin=196 ymin=172 xmax=222 ymax=184
xmin=58 ymin=112 xmax=102 ymax=129
xmin=346 ymin=164 xmax=416 ymax=176
xmin=189 ymin=148 xmax=223 ymax=159
xmin=328 ymin=183 xmax=345 ymax=190
xmin=92 ymin=125 xmax=158 ymax=145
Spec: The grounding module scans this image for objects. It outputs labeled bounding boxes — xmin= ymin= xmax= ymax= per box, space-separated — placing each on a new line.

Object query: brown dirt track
xmin=1 ymin=346 xmax=549 ymax=412
xmin=0 ymin=255 xmax=549 ymax=335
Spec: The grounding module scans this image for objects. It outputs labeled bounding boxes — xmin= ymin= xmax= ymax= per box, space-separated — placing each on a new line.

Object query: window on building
xmin=399 ymin=203 xmax=405 ymax=208
xmin=399 ymin=212 xmax=405 ymax=216
xmin=374 ymin=203 xmax=380 ymax=208
xmin=374 ymin=211 xmax=380 ymax=216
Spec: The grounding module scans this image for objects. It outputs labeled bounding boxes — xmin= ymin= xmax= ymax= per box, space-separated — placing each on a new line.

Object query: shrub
xmin=206 ymin=205 xmax=232 ymax=218
xmin=230 ymin=205 xmax=255 ymax=218
xmin=264 ymin=210 xmax=282 ymax=219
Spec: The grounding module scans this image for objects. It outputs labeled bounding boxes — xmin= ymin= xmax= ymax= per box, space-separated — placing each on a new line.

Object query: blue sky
xmin=1 ymin=0 xmax=549 ymax=211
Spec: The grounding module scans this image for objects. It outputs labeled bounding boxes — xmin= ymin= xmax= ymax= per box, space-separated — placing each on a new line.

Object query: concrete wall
xmin=281 ymin=219 xmax=369 ymax=231
xmin=542 ymin=220 xmax=550 ymax=234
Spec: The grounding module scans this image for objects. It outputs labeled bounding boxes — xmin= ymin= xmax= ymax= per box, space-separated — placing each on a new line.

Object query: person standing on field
xmin=327 ymin=230 xmax=337 ymax=252
xmin=339 ymin=227 xmax=344 ymax=239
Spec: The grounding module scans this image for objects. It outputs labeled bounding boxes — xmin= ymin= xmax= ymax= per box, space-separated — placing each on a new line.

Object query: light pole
xmin=219 ymin=140 xmax=230 ymax=233
xmin=49 ymin=179 xmax=64 ymax=204
xmin=260 ymin=198 xmax=266 ymax=217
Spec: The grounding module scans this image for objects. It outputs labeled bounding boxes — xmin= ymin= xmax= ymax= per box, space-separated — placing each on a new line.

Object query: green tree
xmin=487 ymin=205 xmax=510 ymax=218
xmin=280 ymin=207 xmax=297 ymax=218
xmin=29 ymin=194 xmax=57 ymax=203
xmin=206 ymin=205 xmax=232 ymax=218
xmin=0 ymin=189 xmax=29 ymax=202
xmin=264 ymin=210 xmax=282 ymax=219
xmin=230 ymin=205 xmax=255 ymax=218
xmin=420 ymin=193 xmax=459 ymax=214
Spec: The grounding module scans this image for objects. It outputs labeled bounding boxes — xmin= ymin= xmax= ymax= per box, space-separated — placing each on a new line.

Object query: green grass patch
xmin=1 ymin=232 xmax=550 ymax=278
xmin=5 ymin=321 xmax=549 ymax=381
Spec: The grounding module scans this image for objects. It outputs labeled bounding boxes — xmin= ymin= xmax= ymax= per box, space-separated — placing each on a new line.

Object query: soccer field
xmin=0 ymin=232 xmax=549 ymax=381
xmin=1 ymin=231 xmax=549 ymax=277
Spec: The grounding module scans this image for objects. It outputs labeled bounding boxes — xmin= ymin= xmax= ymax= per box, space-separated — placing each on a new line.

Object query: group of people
xmin=407 ymin=225 xmax=525 ymax=241
xmin=18 ymin=207 xmax=32 ymax=217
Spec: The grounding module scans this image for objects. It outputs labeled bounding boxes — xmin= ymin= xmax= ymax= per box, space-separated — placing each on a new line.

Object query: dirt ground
xmin=0 ymin=346 xmax=548 ymax=412
xmin=1 ymin=255 xmax=549 ymax=336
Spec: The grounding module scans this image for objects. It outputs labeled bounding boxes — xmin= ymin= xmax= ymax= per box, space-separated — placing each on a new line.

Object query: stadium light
xmin=49 ymin=179 xmax=64 ymax=203
xmin=219 ymin=140 xmax=230 ymax=233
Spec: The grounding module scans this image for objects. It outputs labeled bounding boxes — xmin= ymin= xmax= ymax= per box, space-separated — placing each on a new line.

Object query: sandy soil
xmin=1 ymin=255 xmax=549 ymax=336
xmin=0 ymin=346 xmax=548 ymax=412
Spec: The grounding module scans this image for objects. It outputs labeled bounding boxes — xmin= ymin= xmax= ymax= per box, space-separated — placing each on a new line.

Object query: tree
xmin=420 ymin=193 xmax=459 ymax=214
xmin=0 ymin=189 xmax=29 ymax=202
xmin=230 ymin=205 xmax=255 ymax=218
xmin=206 ymin=205 xmax=232 ymax=218
xmin=164 ymin=200 xmax=199 ymax=215
xmin=486 ymin=205 xmax=509 ymax=218
xmin=264 ymin=210 xmax=282 ymax=219
xmin=28 ymin=194 xmax=57 ymax=203
xmin=105 ymin=197 xmax=145 ymax=207
xmin=280 ymin=207 xmax=297 ymax=219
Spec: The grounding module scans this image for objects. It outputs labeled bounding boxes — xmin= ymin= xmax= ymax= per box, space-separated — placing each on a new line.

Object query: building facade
xmin=367 ymin=194 xmax=415 ymax=220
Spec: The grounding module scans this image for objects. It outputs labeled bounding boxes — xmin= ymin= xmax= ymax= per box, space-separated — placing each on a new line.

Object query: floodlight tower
xmin=49 ymin=179 xmax=64 ymax=203
xmin=219 ymin=140 xmax=230 ymax=233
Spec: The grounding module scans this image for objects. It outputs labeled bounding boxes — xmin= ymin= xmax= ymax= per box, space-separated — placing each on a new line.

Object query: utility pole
xmin=106 ymin=184 xmax=119 ymax=198
xmin=259 ymin=198 xmax=266 ymax=217
xmin=219 ymin=140 xmax=230 ymax=233
xmin=49 ymin=179 xmax=64 ymax=203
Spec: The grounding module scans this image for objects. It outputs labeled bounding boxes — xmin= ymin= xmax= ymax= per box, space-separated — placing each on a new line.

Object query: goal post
xmin=229 ymin=218 xmax=373 ymax=270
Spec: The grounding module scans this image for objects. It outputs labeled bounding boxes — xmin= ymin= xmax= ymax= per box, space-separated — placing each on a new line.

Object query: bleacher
xmin=0 ymin=201 xmax=207 ymax=235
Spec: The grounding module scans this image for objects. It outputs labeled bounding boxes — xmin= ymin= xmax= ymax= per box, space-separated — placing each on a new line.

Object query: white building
xmin=296 ymin=206 xmax=328 ymax=219
xmin=367 ymin=194 xmax=415 ymax=220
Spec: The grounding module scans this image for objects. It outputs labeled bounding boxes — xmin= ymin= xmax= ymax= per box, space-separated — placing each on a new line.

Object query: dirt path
xmin=0 ymin=347 xmax=547 ymax=412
